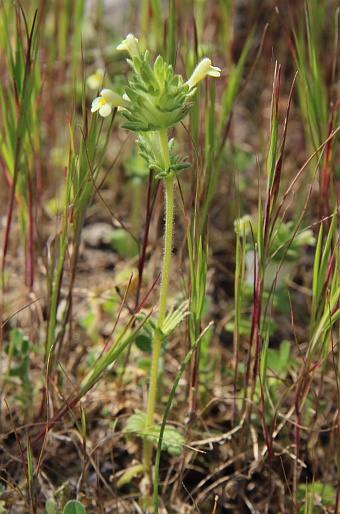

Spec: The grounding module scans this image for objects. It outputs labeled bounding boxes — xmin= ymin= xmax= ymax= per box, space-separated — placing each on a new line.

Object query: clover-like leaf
xmin=124 ymin=409 xmax=146 ymax=436
xmin=63 ymin=500 xmax=86 ymax=514
xmin=124 ymin=410 xmax=185 ymax=456
xmin=144 ymin=424 xmax=185 ymax=456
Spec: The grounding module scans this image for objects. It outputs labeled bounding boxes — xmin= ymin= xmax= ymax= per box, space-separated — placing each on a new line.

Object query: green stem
xmin=143 ymin=129 xmax=174 ymax=471
xmin=157 ymin=176 xmax=174 ymax=328
xmin=46 ymin=230 xmax=68 ymax=356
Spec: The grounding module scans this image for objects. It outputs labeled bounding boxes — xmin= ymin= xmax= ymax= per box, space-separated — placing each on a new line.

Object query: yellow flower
xmin=87 ymin=68 xmax=105 ymax=90
xmin=116 ymin=33 xmax=140 ymax=58
xmin=234 ymin=215 xmax=254 ymax=237
xmin=186 ymin=58 xmax=221 ymax=90
xmin=295 ymin=229 xmax=316 ymax=247
xmin=91 ymin=88 xmax=127 ymax=117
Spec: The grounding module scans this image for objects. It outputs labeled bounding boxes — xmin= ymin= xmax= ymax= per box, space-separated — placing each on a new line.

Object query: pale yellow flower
xmin=91 ymin=88 xmax=127 ymax=117
xmin=295 ymin=229 xmax=316 ymax=247
xmin=87 ymin=68 xmax=105 ymax=90
xmin=116 ymin=33 xmax=140 ymax=58
xmin=234 ymin=215 xmax=254 ymax=237
xmin=186 ymin=58 xmax=221 ymax=90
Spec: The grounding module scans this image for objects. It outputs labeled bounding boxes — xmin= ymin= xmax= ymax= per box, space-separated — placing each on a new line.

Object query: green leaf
xmin=279 ymin=340 xmax=291 ymax=368
xmin=267 ymin=340 xmax=290 ymax=376
xmin=135 ymin=334 xmax=152 ymax=352
xmin=158 ymin=425 xmax=185 ymax=457
xmin=297 ymin=481 xmax=336 ymax=508
xmin=63 ymin=500 xmax=86 ymax=514
xmin=124 ymin=410 xmax=146 ymax=434
xmin=124 ymin=411 xmax=185 ymax=456
xmin=116 ymin=463 xmax=146 ymax=488
xmin=137 ymin=357 xmax=151 ymax=371
xmin=108 ymin=228 xmax=139 ymax=258
xmin=0 ymin=484 xmax=5 ymax=512
xmin=161 ymin=301 xmax=190 ymax=339
xmin=136 ymin=302 xmax=190 ymax=342
xmin=45 ymin=499 xmax=58 ymax=514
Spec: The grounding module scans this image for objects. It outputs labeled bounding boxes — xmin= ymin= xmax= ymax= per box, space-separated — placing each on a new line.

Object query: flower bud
xmin=116 ymin=34 xmax=140 ymax=59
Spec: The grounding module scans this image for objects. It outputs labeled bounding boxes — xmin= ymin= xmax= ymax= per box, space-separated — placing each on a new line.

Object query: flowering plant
xmin=90 ymin=34 xmax=220 ymax=482
xmin=234 ymin=214 xmax=316 ymax=289
xmin=234 ymin=215 xmax=315 ymax=262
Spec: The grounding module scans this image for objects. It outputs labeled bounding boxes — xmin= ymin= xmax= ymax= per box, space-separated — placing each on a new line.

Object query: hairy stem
xmin=143 ymin=129 xmax=174 ymax=472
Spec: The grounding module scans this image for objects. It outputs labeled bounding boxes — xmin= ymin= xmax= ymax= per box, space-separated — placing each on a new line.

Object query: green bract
xmin=121 ymin=51 xmax=194 ymax=132
xmin=137 ymin=132 xmax=191 ymax=178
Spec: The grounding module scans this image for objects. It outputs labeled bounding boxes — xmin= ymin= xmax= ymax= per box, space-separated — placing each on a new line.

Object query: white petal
xmin=99 ymin=103 xmax=112 ymax=117
xmin=207 ymin=65 xmax=221 ymax=78
xmin=91 ymin=97 xmax=102 ymax=113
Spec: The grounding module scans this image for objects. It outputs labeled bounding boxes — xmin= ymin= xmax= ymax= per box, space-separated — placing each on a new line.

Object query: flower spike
xmin=92 ymin=35 xmax=221 ymax=132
